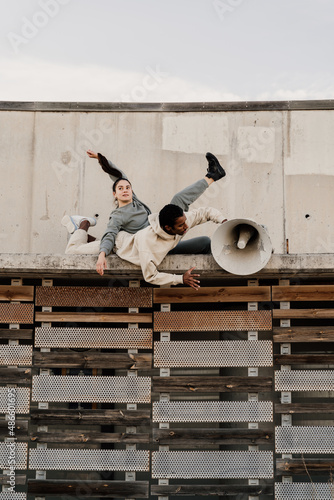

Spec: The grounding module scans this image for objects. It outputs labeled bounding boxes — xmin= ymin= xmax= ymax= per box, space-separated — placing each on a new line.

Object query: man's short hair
xmin=159 ymin=204 xmax=184 ymax=229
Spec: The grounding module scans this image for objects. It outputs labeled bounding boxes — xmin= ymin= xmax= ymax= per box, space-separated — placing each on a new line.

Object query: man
xmin=95 ymin=201 xmax=227 ymax=289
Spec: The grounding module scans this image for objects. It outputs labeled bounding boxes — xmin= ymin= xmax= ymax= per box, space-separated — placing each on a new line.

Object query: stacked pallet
xmin=152 ymin=286 xmax=274 ymax=498
xmin=28 ymin=284 xmax=153 ymax=499
xmin=273 ymin=283 xmax=334 ymax=499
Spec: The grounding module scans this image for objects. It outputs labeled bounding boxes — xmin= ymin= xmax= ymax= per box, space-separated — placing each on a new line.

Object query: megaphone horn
xmin=211 ymin=218 xmax=273 ymax=276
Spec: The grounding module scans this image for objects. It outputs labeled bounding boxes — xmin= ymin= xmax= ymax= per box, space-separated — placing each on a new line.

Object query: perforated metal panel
xmin=275 ymin=370 xmax=334 ymax=391
xmin=154 ymin=341 xmax=272 ymax=367
xmin=0 ymin=387 xmax=30 ymax=414
xmin=0 ymin=443 xmax=27 ymax=469
xmin=0 ymin=494 xmax=27 ymax=500
xmin=29 ymin=449 xmax=149 ymax=471
xmin=32 ymin=375 xmax=151 ymax=403
xmin=36 ymin=286 xmax=152 ymax=307
xmin=0 ymin=346 xmax=32 ymax=366
xmin=154 ymin=310 xmax=272 ymax=332
xmin=275 ymin=426 xmax=334 ymax=453
xmin=35 ymin=326 xmax=152 ymax=349
xmin=275 ymin=482 xmax=334 ymax=499
xmin=0 ymin=303 xmax=34 ymax=324
xmin=153 ymin=401 xmax=273 ymax=422
xmin=152 ymin=451 xmax=273 ymax=478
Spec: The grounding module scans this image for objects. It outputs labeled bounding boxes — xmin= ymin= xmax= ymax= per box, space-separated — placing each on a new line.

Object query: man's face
xmin=167 ymin=214 xmax=188 ymax=235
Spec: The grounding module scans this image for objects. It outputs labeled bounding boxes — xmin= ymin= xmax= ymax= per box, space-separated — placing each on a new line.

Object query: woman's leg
xmin=169 ymin=236 xmax=211 ymax=255
xmin=65 ymin=229 xmax=101 ymax=255
xmin=170 ymin=178 xmax=209 ymax=212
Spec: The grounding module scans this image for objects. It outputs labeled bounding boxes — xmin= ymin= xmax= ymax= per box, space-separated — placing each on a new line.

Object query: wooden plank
xmin=0 ymin=328 xmax=34 ymax=340
xmin=28 ymin=480 xmax=149 ymax=497
xmin=151 ymin=484 xmax=273 ymax=496
xmin=0 ymin=474 xmax=26 ymax=485
xmin=275 ymin=354 xmax=334 ymax=364
xmin=153 ymin=286 xmax=271 ymax=303
xmin=273 ymin=308 xmax=334 ymax=319
xmin=35 ymin=311 xmax=152 ymax=323
xmin=0 ymin=420 xmax=28 ymax=434
xmin=272 ymin=284 xmax=334 ymax=301
xmin=30 ymin=431 xmax=149 ymax=444
xmin=273 ymin=326 xmax=334 ymax=342
xmin=0 ymin=367 xmax=31 ymax=384
xmin=30 ymin=409 xmax=151 ymax=425
xmin=275 ymin=403 xmax=334 ymax=414
xmin=276 ymin=458 xmax=334 ymax=475
xmin=153 ymin=376 xmax=273 ymax=393
xmin=33 ymin=352 xmax=152 ymax=369
xmin=0 ymin=328 xmax=33 ymax=339
xmin=0 ymin=285 xmax=34 ymax=302
xmin=153 ymin=428 xmax=273 ymax=446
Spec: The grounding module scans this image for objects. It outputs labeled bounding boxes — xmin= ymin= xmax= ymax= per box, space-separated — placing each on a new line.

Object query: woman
xmin=62 ymin=149 xmax=226 ymax=276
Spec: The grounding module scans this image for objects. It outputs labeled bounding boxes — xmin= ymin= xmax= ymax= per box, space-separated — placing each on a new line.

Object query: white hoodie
xmin=114 ymin=206 xmax=225 ymax=286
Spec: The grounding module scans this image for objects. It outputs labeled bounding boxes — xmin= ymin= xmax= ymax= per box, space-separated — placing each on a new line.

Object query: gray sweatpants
xmin=169 ymin=178 xmax=211 ymax=254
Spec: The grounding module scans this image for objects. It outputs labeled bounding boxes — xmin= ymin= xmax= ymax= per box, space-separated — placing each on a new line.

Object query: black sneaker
xmin=205 ymin=152 xmax=226 ymax=180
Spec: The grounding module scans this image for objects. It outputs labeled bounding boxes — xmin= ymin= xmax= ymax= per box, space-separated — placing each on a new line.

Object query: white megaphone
xmin=211 ymin=218 xmax=273 ymax=275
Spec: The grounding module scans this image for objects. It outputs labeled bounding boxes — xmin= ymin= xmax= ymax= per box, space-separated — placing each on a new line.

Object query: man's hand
xmin=183 ymin=266 xmax=200 ymax=290
xmin=96 ymin=252 xmax=107 ymax=276
xmin=87 ymin=149 xmax=98 ymax=159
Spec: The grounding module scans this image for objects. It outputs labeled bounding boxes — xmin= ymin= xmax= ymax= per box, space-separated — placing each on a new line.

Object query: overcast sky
xmin=0 ymin=0 xmax=333 ymax=102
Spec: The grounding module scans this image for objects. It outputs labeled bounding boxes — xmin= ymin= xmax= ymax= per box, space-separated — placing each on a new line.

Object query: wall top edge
xmin=1 ymin=254 xmax=334 ymax=279
xmin=1 ymin=100 xmax=334 ymax=112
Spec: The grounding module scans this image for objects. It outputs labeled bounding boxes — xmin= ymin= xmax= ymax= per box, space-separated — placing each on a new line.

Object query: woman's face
xmin=113 ymin=179 xmax=133 ymax=206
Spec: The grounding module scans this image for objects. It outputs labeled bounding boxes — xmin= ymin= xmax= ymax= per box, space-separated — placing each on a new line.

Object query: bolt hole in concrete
xmin=305 ymin=214 xmax=311 ymax=219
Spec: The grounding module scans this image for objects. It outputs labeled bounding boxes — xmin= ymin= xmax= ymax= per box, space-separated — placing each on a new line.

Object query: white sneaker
xmin=61 ymin=215 xmax=97 ymax=234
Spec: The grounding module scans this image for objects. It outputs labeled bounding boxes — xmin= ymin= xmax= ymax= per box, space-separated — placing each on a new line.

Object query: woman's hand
xmin=96 ymin=252 xmax=107 ymax=276
xmin=87 ymin=149 xmax=98 ymax=159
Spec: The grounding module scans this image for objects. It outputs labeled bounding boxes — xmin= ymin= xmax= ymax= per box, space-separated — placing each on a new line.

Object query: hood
xmin=148 ymin=213 xmax=178 ymax=241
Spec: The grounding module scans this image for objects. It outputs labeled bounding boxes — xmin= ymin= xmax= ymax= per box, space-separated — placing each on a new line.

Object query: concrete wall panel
xmin=0 ymin=105 xmax=332 ymax=256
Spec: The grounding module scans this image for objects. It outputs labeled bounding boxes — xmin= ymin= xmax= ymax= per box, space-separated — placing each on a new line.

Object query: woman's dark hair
xmin=112 ymin=177 xmax=132 ymax=192
xmin=159 ymin=204 xmax=184 ymax=229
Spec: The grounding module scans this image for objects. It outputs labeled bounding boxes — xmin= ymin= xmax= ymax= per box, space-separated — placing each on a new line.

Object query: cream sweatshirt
xmin=113 ymin=206 xmax=226 ymax=286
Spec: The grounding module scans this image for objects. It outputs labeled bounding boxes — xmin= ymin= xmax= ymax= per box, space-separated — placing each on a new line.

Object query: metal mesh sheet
xmin=275 ymin=370 xmax=334 ymax=391
xmin=151 ymin=451 xmax=273 ymax=478
xmin=32 ymin=375 xmax=151 ymax=403
xmin=35 ymin=286 xmax=152 ymax=307
xmin=29 ymin=449 xmax=149 ymax=471
xmin=0 ymin=303 xmax=34 ymax=324
xmin=35 ymin=326 xmax=152 ymax=349
xmin=154 ymin=340 xmax=272 ymax=367
xmin=0 ymin=494 xmax=27 ymax=500
xmin=275 ymin=482 xmax=334 ymax=500
xmin=154 ymin=310 xmax=272 ymax=332
xmin=275 ymin=426 xmax=334 ymax=453
xmin=0 ymin=387 xmax=30 ymax=414
xmin=153 ymin=401 xmax=273 ymax=422
xmin=0 ymin=346 xmax=32 ymax=366
xmin=0 ymin=443 xmax=27 ymax=469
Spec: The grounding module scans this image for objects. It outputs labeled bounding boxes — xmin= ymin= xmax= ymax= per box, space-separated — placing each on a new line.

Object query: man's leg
xmin=169 ymin=236 xmax=211 ymax=255
xmin=170 ymin=178 xmax=209 ymax=212
xmin=170 ymin=153 xmax=226 ymax=212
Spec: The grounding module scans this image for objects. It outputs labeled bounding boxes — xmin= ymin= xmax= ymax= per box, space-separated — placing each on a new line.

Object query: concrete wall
xmin=1 ymin=102 xmax=333 ymax=255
